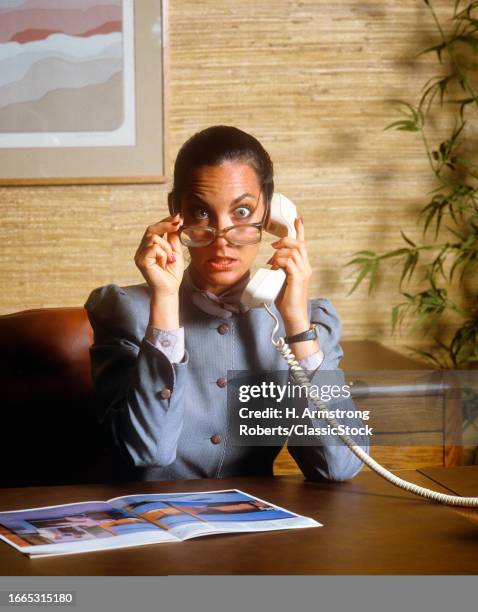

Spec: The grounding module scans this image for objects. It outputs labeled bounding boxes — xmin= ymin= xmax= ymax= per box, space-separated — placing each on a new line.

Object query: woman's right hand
xmin=134 ymin=213 xmax=185 ymax=297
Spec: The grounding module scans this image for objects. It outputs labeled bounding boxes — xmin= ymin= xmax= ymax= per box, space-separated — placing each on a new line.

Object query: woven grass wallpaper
xmin=0 ymin=0 xmax=469 ymax=358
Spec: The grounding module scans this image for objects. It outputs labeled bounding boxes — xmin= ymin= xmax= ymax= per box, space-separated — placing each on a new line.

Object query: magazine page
xmin=0 ymin=501 xmax=178 ymax=558
xmin=110 ymin=489 xmax=321 ymax=541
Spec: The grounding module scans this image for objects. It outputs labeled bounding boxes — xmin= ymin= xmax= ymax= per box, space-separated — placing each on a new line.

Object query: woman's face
xmin=180 ymin=161 xmax=266 ymax=294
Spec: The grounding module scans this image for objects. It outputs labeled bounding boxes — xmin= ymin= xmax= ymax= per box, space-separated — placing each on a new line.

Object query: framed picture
xmin=0 ymin=0 xmax=169 ymax=185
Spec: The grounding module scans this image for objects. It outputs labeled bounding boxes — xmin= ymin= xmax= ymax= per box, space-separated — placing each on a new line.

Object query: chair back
xmin=0 ymin=307 xmax=114 ymax=487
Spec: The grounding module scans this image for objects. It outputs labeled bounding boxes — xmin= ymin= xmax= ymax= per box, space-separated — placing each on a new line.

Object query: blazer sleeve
xmin=286 ymin=297 xmax=369 ymax=482
xmin=84 ymin=284 xmax=190 ymax=468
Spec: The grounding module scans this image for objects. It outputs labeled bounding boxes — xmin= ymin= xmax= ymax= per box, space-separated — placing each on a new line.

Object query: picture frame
xmin=0 ymin=0 xmax=169 ymax=185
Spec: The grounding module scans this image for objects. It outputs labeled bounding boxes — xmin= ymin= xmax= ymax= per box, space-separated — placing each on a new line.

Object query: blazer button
xmin=159 ymin=388 xmax=171 ymax=399
xmin=216 ymin=377 xmax=227 ymax=388
xmin=217 ymin=323 xmax=229 ymax=335
xmin=210 ymin=434 xmax=221 ymax=445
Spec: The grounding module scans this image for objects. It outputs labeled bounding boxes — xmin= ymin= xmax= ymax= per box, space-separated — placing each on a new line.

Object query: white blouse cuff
xmin=145 ymin=325 xmax=185 ymax=364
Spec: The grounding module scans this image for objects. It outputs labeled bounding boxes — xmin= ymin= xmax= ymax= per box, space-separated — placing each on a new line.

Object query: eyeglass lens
xmin=180 ymin=225 xmax=261 ymax=247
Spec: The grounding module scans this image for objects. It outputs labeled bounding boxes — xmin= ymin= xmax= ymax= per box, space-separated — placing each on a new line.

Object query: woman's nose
xmin=214 ymin=234 xmax=229 ymax=246
xmin=215 ymin=215 xmax=232 ymax=231
xmin=212 ymin=218 xmax=235 ymax=246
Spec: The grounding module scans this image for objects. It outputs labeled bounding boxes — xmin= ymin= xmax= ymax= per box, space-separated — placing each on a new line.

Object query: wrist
xmin=283 ymin=316 xmax=310 ymax=337
xmin=285 ymin=323 xmax=318 ymax=344
xmin=151 ymin=288 xmax=179 ymax=300
xmin=285 ymin=337 xmax=320 ymax=362
xmin=149 ymin=292 xmax=180 ymax=330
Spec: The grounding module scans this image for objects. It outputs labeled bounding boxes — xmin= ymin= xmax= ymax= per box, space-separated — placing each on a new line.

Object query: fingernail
xmin=299 ymin=215 xmax=304 ymax=224
xmin=170 ymin=253 xmax=176 ymax=263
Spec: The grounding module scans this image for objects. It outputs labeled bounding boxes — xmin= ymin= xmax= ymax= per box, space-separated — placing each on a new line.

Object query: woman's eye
xmin=193 ymin=207 xmax=209 ymax=220
xmin=234 ymin=206 xmax=252 ymax=219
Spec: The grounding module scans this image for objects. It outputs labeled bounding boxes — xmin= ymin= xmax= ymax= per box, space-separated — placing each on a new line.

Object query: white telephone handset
xmin=240 ymin=193 xmax=297 ymax=309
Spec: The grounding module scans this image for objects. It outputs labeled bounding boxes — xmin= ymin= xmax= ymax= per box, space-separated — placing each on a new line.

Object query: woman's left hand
xmin=267 ymin=215 xmax=312 ymax=328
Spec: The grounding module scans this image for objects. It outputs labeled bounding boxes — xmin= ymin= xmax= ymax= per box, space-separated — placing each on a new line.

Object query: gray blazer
xmin=84 ymin=276 xmax=368 ymax=482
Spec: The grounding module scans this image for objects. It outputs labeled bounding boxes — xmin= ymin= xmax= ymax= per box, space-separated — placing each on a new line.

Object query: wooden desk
xmin=1 ymin=470 xmax=477 ymax=575
xmin=418 ymin=465 xmax=478 ymax=497
xmin=417 ymin=465 xmax=478 ymax=529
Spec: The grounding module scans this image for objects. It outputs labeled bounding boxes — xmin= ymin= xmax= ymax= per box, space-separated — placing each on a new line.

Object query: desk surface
xmin=1 ymin=469 xmax=477 ymax=575
xmin=418 ymin=465 xmax=478 ymax=497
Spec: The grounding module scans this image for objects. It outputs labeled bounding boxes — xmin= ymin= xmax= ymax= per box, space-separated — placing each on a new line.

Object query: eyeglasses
xmin=179 ymin=222 xmax=263 ymax=247
xmin=179 ymin=187 xmax=268 ymax=247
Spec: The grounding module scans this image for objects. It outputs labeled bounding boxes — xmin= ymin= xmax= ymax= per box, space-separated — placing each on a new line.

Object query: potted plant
xmin=345 ymin=0 xmax=478 ymax=458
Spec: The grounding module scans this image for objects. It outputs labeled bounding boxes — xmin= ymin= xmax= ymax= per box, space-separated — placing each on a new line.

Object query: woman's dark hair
xmin=168 ymin=125 xmax=274 ymax=217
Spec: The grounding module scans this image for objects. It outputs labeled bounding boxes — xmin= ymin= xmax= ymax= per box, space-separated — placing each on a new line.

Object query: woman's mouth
xmin=206 ymin=257 xmax=238 ymax=271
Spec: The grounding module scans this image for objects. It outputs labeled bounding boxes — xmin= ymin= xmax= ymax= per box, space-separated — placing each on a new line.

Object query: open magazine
xmin=0 ymin=489 xmax=321 ymax=558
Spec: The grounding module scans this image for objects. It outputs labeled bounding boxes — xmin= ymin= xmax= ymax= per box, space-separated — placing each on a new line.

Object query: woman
xmin=85 ymin=125 xmax=368 ymax=482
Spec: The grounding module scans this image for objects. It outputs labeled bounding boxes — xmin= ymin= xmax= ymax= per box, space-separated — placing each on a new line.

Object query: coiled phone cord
xmin=264 ymin=303 xmax=478 ymax=508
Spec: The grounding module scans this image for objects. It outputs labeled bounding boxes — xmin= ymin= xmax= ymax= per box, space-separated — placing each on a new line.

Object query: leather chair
xmin=0 ymin=307 xmax=114 ymax=487
xmin=0 ymin=306 xmax=462 ymax=488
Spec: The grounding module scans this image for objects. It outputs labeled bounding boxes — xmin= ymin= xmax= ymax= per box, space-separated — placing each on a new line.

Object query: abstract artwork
xmin=0 ymin=0 xmax=168 ymax=184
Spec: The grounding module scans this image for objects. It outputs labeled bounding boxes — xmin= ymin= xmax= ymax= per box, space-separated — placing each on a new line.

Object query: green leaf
xmin=454 ymin=97 xmax=475 ymax=121
xmin=378 ymin=248 xmax=410 ymax=260
xmin=399 ymin=251 xmax=419 ymax=287
xmin=420 ymin=196 xmax=447 ymax=237
xmin=391 ymin=301 xmax=410 ymax=334
xmin=419 ymin=74 xmax=459 ymax=112
xmin=347 ymin=262 xmax=372 ymax=295
xmin=368 ymin=259 xmax=379 ymax=294
xmin=344 ymin=257 xmax=372 ymax=267
xmin=450 ymin=251 xmax=467 ymax=282
xmin=462 ymin=233 xmax=476 ymax=249
xmin=353 ymin=250 xmax=376 ymax=257
xmin=400 ymin=230 xmax=416 ymax=247
xmin=391 ymin=304 xmax=400 ymax=334
xmin=384 ymin=120 xmax=420 ymax=132
xmin=417 ymin=41 xmax=447 ymax=62
xmin=385 ymin=101 xmax=424 ymax=132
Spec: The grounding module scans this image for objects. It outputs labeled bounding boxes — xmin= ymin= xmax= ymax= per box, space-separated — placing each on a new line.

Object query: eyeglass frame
xmin=178 ymin=186 xmax=270 ymax=248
